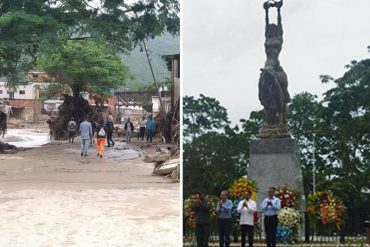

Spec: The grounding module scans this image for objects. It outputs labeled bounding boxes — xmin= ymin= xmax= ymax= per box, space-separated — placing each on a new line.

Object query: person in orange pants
xmin=96 ymin=123 xmax=106 ymax=158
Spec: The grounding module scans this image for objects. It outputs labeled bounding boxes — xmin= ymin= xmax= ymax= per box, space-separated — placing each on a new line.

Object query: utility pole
xmin=141 ymin=38 xmax=165 ymax=114
xmin=134 ymin=11 xmax=165 ymax=114
xmin=312 ymin=133 xmax=316 ymax=241
xmin=312 ymin=133 xmax=316 ymax=194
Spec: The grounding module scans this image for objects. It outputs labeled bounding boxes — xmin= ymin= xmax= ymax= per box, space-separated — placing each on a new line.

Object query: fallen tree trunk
xmin=48 ymin=94 xmax=104 ymax=140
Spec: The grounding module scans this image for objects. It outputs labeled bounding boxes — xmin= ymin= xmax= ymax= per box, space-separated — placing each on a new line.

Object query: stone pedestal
xmin=248 ymin=138 xmax=305 ymax=211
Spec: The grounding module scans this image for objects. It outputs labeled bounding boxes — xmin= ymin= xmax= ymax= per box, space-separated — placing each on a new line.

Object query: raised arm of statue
xmin=277 ymin=3 xmax=283 ymax=35
xmin=265 ymin=8 xmax=269 ymax=26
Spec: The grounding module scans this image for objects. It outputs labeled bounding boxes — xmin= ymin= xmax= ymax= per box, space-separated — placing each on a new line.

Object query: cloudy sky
xmin=183 ymin=0 xmax=370 ymax=125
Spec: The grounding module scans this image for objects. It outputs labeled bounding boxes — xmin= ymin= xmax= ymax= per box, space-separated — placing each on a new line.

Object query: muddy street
xmin=0 ymin=128 xmax=180 ymax=247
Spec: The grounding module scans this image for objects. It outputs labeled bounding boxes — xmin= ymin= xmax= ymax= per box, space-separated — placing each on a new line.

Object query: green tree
xmin=0 ymin=0 xmax=179 ymax=83
xmin=318 ymin=57 xmax=370 ymax=208
xmin=35 ymin=40 xmax=132 ymax=139
xmin=183 ymin=130 xmax=249 ymax=197
xmin=0 ymin=0 xmax=70 ymax=83
xmin=287 ymin=92 xmax=329 ymax=196
xmin=36 ymin=83 xmax=64 ymax=102
xmin=183 ymin=94 xmax=230 ymax=141
xmin=183 ymin=95 xmax=246 ymax=197
xmin=37 ymin=40 xmax=131 ymax=99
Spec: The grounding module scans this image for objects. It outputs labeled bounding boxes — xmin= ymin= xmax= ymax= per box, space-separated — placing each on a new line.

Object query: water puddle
xmin=64 ymin=141 xmax=142 ymax=161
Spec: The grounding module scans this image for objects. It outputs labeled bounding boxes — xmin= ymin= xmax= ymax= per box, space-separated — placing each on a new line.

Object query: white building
xmin=0 ymin=72 xmax=55 ymax=122
xmin=0 ymin=72 xmax=54 ymax=100
xmin=0 ymin=81 xmax=38 ymax=100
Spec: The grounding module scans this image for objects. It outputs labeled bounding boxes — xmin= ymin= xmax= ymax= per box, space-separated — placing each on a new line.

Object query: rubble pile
xmin=144 ymin=145 xmax=180 ymax=183
xmin=114 ymin=126 xmax=124 ymax=137
xmin=7 ymin=118 xmax=25 ymax=129
xmin=7 ymin=114 xmax=50 ymax=129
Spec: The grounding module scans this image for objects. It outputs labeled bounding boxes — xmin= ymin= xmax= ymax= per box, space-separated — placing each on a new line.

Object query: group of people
xmin=191 ymin=187 xmax=281 ymax=247
xmin=66 ymin=113 xmax=156 ymax=158
xmin=125 ymin=115 xmax=156 ymax=143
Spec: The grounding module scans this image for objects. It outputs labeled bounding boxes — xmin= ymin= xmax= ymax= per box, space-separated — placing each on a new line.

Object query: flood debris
xmin=170 ymin=163 xmax=180 ymax=182
xmin=144 ymin=145 xmax=180 ymax=183
xmin=0 ymin=142 xmax=19 ymax=154
xmin=144 ymin=153 xmax=171 ymax=163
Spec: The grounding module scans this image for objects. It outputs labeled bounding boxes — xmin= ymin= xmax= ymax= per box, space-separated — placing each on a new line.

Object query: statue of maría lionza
xmin=258 ymin=0 xmax=291 ymax=138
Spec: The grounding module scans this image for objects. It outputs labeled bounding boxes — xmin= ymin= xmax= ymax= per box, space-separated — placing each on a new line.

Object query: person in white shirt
xmin=237 ymin=191 xmax=257 ymax=247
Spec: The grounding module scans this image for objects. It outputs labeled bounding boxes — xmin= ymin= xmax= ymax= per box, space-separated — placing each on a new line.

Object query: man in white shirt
xmin=261 ymin=187 xmax=281 ymax=247
xmin=237 ymin=191 xmax=257 ymax=247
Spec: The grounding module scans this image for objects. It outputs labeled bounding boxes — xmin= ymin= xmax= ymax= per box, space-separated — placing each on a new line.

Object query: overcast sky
xmin=183 ymin=0 xmax=370 ymax=125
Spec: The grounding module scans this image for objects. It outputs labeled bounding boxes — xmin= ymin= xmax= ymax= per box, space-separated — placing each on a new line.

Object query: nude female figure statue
xmin=258 ymin=0 xmax=290 ymax=138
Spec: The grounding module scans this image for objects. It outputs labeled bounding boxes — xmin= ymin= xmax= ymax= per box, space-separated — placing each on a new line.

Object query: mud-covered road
xmin=0 ymin=132 xmax=180 ymax=247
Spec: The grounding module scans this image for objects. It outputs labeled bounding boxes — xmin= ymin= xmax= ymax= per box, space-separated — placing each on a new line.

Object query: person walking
xmin=191 ymin=191 xmax=212 ymax=247
xmin=1 ymin=102 xmax=12 ymax=124
xmin=138 ymin=116 xmax=146 ymax=141
xmin=237 ymin=191 xmax=257 ymax=247
xmin=79 ymin=116 xmax=92 ymax=157
xmin=146 ymin=115 xmax=155 ymax=143
xmin=67 ymin=117 xmax=77 ymax=143
xmin=216 ymin=190 xmax=233 ymax=247
xmin=96 ymin=121 xmax=106 ymax=158
xmin=107 ymin=111 xmax=113 ymax=123
xmin=261 ymin=187 xmax=281 ymax=247
xmin=0 ymin=110 xmax=7 ymax=138
xmin=124 ymin=118 xmax=134 ymax=143
xmin=105 ymin=117 xmax=115 ymax=147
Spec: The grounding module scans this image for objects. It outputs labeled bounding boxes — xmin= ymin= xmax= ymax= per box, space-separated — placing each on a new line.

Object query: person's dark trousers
xmin=218 ymin=218 xmax=232 ymax=247
xmin=264 ymin=215 xmax=278 ymax=247
xmin=106 ymin=131 xmax=115 ymax=147
xmin=139 ymin=127 xmax=145 ymax=141
xmin=68 ymin=131 xmax=75 ymax=143
xmin=146 ymin=129 xmax=154 ymax=143
xmin=196 ymin=224 xmax=210 ymax=247
xmin=241 ymin=224 xmax=254 ymax=247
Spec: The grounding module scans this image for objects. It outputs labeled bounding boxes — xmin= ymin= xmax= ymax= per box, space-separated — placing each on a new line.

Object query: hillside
xmin=121 ymin=32 xmax=179 ymax=88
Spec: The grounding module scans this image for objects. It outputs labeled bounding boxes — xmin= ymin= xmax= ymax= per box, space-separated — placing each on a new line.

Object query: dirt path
xmin=0 ymin=135 xmax=180 ymax=247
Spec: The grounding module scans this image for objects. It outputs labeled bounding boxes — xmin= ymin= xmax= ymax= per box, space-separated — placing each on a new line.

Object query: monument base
xmin=248 ymin=138 xmax=305 ymax=211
